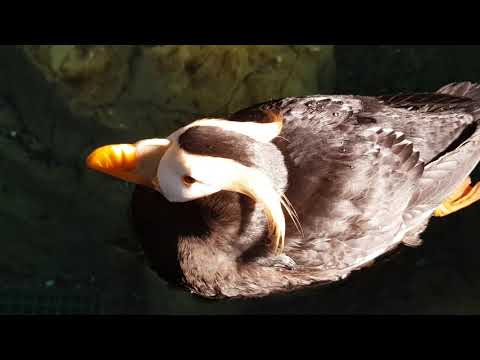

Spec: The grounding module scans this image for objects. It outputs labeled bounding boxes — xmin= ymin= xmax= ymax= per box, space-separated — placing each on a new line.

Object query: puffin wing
xmin=281 ymin=123 xmax=428 ymax=271
xmin=354 ymin=127 xmax=425 ymax=224
xmin=300 ymin=114 xmax=480 ymax=272
xmin=370 ymin=84 xmax=480 ymax=164
xmin=377 ymin=92 xmax=475 ymax=113
xmin=382 ymin=82 xmax=480 ymax=228
xmin=377 ymin=81 xmax=480 ymax=114
xmin=285 ymin=84 xmax=480 ymax=272
xmin=326 ymin=126 xmax=425 ymax=258
xmin=436 ymin=81 xmax=480 ymax=100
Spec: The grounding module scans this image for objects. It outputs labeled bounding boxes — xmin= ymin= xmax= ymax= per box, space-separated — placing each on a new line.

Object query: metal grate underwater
xmin=0 ymin=289 xmax=102 ymax=315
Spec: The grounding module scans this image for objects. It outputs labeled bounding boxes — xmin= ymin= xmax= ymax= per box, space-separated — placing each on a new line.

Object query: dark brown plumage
xmin=178 ymin=126 xmax=258 ymax=167
xmin=130 ymin=82 xmax=480 ymax=299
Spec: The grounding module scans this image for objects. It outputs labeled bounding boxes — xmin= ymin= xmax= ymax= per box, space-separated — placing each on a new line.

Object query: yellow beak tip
xmin=85 ymin=144 xmax=137 ymax=173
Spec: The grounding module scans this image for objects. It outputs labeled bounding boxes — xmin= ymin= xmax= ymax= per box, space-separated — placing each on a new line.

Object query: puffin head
xmin=86 ymin=111 xmax=301 ymax=254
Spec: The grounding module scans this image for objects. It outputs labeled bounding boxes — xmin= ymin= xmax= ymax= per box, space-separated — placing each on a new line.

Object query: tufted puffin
xmin=87 ymin=81 xmax=480 ymax=299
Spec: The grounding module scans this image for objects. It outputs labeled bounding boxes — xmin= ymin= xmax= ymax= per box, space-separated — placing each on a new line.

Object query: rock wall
xmin=8 ymin=45 xmax=334 ymax=161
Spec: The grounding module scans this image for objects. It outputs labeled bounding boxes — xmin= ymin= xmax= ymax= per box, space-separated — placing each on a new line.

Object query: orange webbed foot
xmin=434 ymin=177 xmax=480 ymax=217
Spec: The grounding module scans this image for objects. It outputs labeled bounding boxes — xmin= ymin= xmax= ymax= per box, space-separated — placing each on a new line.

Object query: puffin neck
xmin=192 ymin=191 xmax=269 ymax=253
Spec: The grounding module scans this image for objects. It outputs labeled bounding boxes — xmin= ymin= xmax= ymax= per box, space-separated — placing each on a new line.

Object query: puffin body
xmin=88 ymin=82 xmax=480 ymax=299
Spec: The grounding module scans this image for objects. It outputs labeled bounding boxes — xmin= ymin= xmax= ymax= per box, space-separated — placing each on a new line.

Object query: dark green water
xmin=2 ymin=45 xmax=480 ymax=314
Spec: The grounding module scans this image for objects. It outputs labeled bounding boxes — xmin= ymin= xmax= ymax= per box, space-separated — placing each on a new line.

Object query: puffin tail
xmin=436 ymin=81 xmax=480 ymax=102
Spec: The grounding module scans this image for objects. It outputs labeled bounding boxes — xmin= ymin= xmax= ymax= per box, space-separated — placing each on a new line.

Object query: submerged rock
xmin=133 ymin=45 xmax=335 ymax=116
xmin=18 ymin=45 xmax=335 ymax=158
xmin=26 ymin=45 xmax=133 ymax=109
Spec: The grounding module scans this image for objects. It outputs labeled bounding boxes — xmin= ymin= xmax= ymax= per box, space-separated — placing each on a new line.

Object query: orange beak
xmin=86 ymin=140 xmax=170 ymax=188
xmin=86 ymin=144 xmax=145 ymax=184
xmin=86 ymin=144 xmax=137 ymax=171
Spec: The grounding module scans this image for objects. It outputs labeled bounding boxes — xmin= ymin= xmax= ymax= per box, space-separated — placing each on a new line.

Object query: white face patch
xmin=155 ymin=141 xmax=298 ymax=255
xmin=156 ymin=141 xmax=262 ymax=202
xmin=167 ymin=116 xmax=283 ymax=144
xmin=153 ymin=114 xmax=284 ymax=201
xmin=155 ymin=142 xmax=224 ymax=202
xmin=154 ymin=114 xmax=284 ymax=200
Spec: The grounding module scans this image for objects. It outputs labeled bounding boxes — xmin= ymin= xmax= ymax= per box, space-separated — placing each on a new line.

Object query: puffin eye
xmin=182 ymin=175 xmax=196 ymax=186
